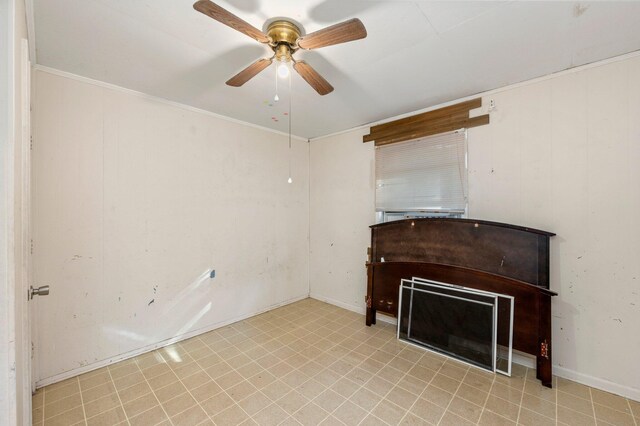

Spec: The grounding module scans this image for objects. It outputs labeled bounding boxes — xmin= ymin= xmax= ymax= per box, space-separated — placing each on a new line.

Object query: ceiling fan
xmin=193 ymin=0 xmax=367 ymax=95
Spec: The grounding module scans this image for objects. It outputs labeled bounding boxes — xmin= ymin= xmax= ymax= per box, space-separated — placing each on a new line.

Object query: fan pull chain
xmin=274 ymin=64 xmax=279 ymax=102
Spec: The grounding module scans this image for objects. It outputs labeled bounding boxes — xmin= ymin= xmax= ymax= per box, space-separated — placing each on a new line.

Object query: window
xmin=375 ymin=130 xmax=467 ymax=223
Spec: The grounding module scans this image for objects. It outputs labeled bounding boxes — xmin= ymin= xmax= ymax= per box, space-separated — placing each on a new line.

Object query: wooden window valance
xmin=363 ymin=98 xmax=489 ymax=146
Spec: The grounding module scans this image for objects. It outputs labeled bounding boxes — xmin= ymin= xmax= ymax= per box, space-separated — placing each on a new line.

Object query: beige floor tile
xmin=162 ymin=391 xmax=197 ymax=417
xmin=490 ymin=382 xmax=523 ymax=404
xmin=523 ymin=379 xmax=556 ymax=402
xmin=557 ymin=405 xmax=596 ymax=426
xmin=113 ymin=371 xmax=145 ymax=391
xmin=521 ymin=392 xmax=556 ymax=419
xmin=558 ymin=390 xmax=594 ymax=415
xmin=172 ymin=361 xmax=203 ymax=380
xmin=216 ymin=371 xmax=245 ymax=389
xmin=456 ymin=382 xmax=489 ymax=406
xmin=180 ymin=370 xmax=211 ymax=390
xmin=447 ymin=396 xmax=483 ymax=423
xmin=349 ymin=387 xmax=382 ymax=412
xmin=86 ymin=406 xmax=127 ymax=426
xmin=484 ymin=395 xmax=519 ymax=422
xmin=44 ymin=377 xmax=78 ymax=392
xmin=261 ymin=380 xmax=293 ymax=401
xmin=247 ymin=371 xmax=277 ymax=390
xmin=330 ymin=377 xmax=361 ymax=399
xmin=371 ymin=399 xmax=406 ymax=425
xmin=32 ymin=405 xmax=44 ymax=423
xmin=109 ymin=362 xmax=140 ymax=379
xmin=314 ymin=389 xmax=346 ymax=413
xmin=201 ymin=391 xmax=235 ymax=416
xmin=154 ymin=380 xmax=188 ymax=404
xmin=170 ymin=404 xmax=210 ymax=425
xmin=190 ymin=380 xmax=222 ymax=403
xmin=478 ymin=410 xmax=515 ymax=425
xmin=438 ymin=410 xmax=475 ymax=426
xmin=237 ymin=362 xmax=264 ymax=379
xmin=462 ymin=371 xmax=494 ymax=393
xmin=43 ymin=406 xmax=85 ymax=426
xmin=205 ymin=361 xmax=234 ymax=380
xmin=82 ymin=381 xmax=117 ymax=403
xmin=332 ymin=400 xmax=367 ymax=424
xmin=238 ymin=391 xmax=272 ymax=416
xmin=386 ymin=385 xmax=418 ymax=410
xmin=213 ymin=404 xmax=251 ymax=426
xmin=38 ymin=300 xmax=640 ymax=426
xmin=292 ymin=402 xmax=329 ymax=426
xmin=129 ymin=405 xmax=168 ymax=426
xmin=80 ymin=370 xmax=112 ymax=390
xmin=84 ymin=392 xmax=121 ymax=418
xmin=360 ymin=414 xmax=390 ymax=426
xmin=253 ymin=403 xmax=290 ymax=426
xmin=409 ymin=397 xmax=445 ymax=424
xmin=147 ymin=371 xmax=179 ymax=390
xmin=518 ymin=407 xmax=556 ymax=426
xmin=44 ymin=381 xmax=81 ymax=404
xmin=123 ymin=392 xmax=159 ymax=418
xmin=398 ymin=412 xmax=432 ymax=425
xmin=430 ymin=373 xmax=460 ymax=394
xmin=228 ymin=380 xmax=258 ymax=402
xmin=421 ymin=385 xmax=454 ymax=408
xmin=593 ymin=402 xmax=635 ymax=426
xmin=397 ymin=374 xmax=428 ymax=396
xmin=439 ymin=362 xmax=468 ymax=381
xmin=557 ymin=377 xmax=591 ymax=400
xmin=277 ymin=390 xmax=310 ymax=415
xmin=44 ymin=393 xmax=83 ymax=419
xmin=591 ymin=389 xmax=631 ymax=413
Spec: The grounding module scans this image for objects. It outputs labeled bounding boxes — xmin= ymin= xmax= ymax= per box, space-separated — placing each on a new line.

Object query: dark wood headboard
xmin=365 ymin=218 xmax=557 ymax=387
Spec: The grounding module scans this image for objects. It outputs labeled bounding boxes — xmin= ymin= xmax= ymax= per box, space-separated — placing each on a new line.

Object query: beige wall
xmin=309 ymin=128 xmax=374 ymax=311
xmin=309 ymin=54 xmax=640 ymax=400
xmin=32 ymin=69 xmax=310 ymax=384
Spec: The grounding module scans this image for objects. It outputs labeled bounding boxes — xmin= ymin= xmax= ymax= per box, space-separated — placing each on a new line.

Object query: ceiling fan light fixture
xmin=277 ymin=60 xmax=290 ymax=79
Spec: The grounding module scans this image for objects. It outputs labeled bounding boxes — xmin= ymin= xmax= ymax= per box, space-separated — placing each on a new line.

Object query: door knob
xmin=29 ymin=285 xmax=50 ymax=300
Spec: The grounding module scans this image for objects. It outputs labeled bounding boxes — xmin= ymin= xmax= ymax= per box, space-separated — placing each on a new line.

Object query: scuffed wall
xmin=309 ymin=55 xmax=640 ymax=400
xmin=32 ymin=69 xmax=310 ymax=384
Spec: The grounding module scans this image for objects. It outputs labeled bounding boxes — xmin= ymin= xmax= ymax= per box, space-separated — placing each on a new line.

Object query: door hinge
xmin=30 ymin=239 xmax=33 ymax=255
xmin=30 ymin=135 xmax=33 ymax=150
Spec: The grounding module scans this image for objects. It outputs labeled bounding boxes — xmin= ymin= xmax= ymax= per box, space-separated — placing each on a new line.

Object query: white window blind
xmin=375 ymin=131 xmax=467 ymax=212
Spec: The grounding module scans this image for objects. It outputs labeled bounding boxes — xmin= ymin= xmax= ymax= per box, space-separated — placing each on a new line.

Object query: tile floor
xmin=32 ymin=298 xmax=639 ymax=426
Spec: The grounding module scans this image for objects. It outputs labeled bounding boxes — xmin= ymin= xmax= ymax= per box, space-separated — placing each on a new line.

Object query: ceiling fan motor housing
xmin=268 ymin=20 xmax=301 ymax=61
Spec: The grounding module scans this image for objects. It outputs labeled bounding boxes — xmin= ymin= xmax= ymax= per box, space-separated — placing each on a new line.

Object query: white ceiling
xmin=34 ymin=1 xmax=640 ymax=139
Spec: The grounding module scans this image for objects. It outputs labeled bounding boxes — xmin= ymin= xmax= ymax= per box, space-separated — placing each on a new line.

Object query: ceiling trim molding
xmin=311 ymin=48 xmax=640 ymax=142
xmin=24 ymin=0 xmax=35 ymax=62
xmin=32 ymin=64 xmax=309 ymax=142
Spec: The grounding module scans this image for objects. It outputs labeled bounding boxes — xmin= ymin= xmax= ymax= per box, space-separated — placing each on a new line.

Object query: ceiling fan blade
xmin=293 ymin=61 xmax=334 ymax=96
xmin=297 ymin=18 xmax=367 ymax=50
xmin=226 ymin=58 xmax=273 ymax=87
xmin=193 ymin=0 xmax=270 ymax=44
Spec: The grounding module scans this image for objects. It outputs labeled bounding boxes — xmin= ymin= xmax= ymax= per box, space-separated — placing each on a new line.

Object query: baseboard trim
xmin=309 ymin=293 xmax=396 ymax=325
xmin=36 ymin=294 xmax=309 ymax=389
xmin=553 ymin=366 xmax=640 ymax=402
xmin=311 ymin=294 xmax=640 ymax=402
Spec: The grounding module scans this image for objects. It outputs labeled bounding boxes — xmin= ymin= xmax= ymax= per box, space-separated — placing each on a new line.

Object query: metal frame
xmin=397 ymin=277 xmax=514 ymax=376
xmin=410 ymin=277 xmax=515 ymax=376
